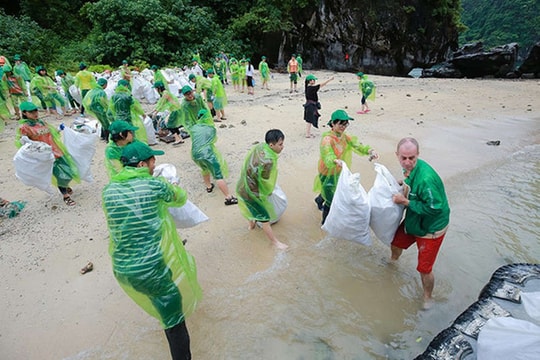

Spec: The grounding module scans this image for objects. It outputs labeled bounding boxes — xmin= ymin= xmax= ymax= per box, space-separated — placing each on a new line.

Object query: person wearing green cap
xmin=151 ymin=81 xmax=184 ymax=146
xmin=177 ymin=85 xmax=211 ymax=130
xmin=13 ymin=55 xmax=32 ymax=101
xmin=239 ymin=58 xmax=247 ymax=93
xmin=151 ymin=65 xmax=171 ymax=91
xmin=17 ymin=101 xmax=80 ymax=206
xmin=75 ymin=62 xmax=97 ymax=116
xmin=82 ymin=78 xmax=110 ymax=140
xmin=30 ymin=66 xmax=68 ymax=118
xmin=2 ymin=64 xmax=27 ymax=120
xmin=303 ymin=74 xmax=334 ymax=138
xmin=102 ymin=140 xmax=202 ymax=359
xmin=313 ymin=109 xmax=378 ymax=224
xmin=104 ymin=120 xmax=138 ymax=177
xmin=236 ymin=129 xmax=288 ymax=250
xmin=107 ymin=80 xmax=147 ymax=143
xmin=356 ymin=72 xmax=376 ymax=114
xmin=258 ymin=56 xmax=271 ymax=90
xmin=56 ymin=70 xmax=79 ymax=114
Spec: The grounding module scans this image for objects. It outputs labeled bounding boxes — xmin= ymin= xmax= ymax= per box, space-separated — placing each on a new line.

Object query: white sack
xmin=267 ymin=184 xmax=287 ymax=224
xmin=477 ymin=317 xmax=540 ymax=360
xmin=153 ymin=164 xmax=209 ymax=228
xmin=368 ymin=163 xmax=404 ymax=246
xmin=522 ymin=291 xmax=540 ymax=321
xmin=322 ymin=162 xmax=371 ymax=246
xmin=69 ymin=84 xmax=82 ymax=105
xmin=143 ymin=116 xmax=157 ymax=145
xmin=63 ymin=125 xmax=99 ymax=183
xmin=13 ymin=137 xmax=57 ymax=195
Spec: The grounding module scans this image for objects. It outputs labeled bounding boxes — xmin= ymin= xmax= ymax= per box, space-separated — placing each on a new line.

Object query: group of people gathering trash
xmin=1 ymin=51 xmax=449 ymax=359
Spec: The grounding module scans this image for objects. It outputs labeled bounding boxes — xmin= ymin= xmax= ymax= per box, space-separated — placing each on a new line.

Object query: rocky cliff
xmin=275 ymin=0 xmax=460 ymax=76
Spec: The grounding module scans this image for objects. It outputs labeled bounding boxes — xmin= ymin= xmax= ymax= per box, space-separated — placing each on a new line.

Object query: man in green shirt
xmin=390 ymin=137 xmax=450 ymax=309
xmin=102 ymin=141 xmax=202 ymax=359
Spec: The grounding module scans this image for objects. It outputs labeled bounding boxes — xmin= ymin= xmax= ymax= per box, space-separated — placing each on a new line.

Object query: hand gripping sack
xmin=13 ymin=137 xmax=57 ymax=195
xmin=153 ymin=164 xmax=209 ymax=228
xmin=63 ymin=125 xmax=98 ymax=183
xmin=368 ymin=163 xmax=404 ymax=246
xmin=322 ymin=162 xmax=371 ymax=246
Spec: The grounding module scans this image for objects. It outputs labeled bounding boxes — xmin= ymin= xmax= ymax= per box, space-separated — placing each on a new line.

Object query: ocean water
xmin=191 ymin=143 xmax=539 ymax=360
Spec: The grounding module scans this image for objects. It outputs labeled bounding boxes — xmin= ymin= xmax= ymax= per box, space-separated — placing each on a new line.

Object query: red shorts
xmin=391 ymin=224 xmax=445 ymax=274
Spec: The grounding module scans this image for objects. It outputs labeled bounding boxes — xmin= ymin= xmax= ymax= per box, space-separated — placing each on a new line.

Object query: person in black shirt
xmin=303 ymin=74 xmax=333 ymax=138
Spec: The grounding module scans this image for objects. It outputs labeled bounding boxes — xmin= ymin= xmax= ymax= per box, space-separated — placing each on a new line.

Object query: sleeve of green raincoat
xmin=103 ymin=171 xmax=201 ymax=329
xmin=348 ymin=134 xmax=372 ymax=157
xmin=361 ymin=77 xmax=376 ymax=100
xmin=236 ymin=144 xmax=278 ymax=222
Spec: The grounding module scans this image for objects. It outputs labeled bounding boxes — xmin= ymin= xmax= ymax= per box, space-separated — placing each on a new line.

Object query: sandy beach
xmin=0 ymin=71 xmax=539 ymax=359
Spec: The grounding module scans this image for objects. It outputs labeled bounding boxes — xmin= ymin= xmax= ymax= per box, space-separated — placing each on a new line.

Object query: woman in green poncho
xmin=102 ymin=141 xmax=202 ymax=359
xmin=191 ymin=109 xmax=236 ymax=205
xmin=178 ymin=85 xmax=211 ymax=130
xmin=236 ymin=129 xmax=288 ymax=250
xmin=17 ymin=101 xmax=80 ymax=206
xmin=83 ymin=78 xmax=110 ymax=140
xmin=229 ymin=58 xmax=240 ymax=92
xmin=258 ymin=56 xmax=271 ymax=90
xmin=107 ymin=79 xmax=147 ymax=143
xmin=152 ymin=81 xmax=184 ymax=146
xmin=357 ymin=72 xmax=376 ymax=114
xmin=314 ymin=109 xmax=378 ymax=224
xmin=31 ymin=66 xmax=68 ymax=117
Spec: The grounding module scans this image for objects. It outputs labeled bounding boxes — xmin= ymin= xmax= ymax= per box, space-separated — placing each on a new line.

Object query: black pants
xmin=165 ymin=321 xmax=191 ymax=360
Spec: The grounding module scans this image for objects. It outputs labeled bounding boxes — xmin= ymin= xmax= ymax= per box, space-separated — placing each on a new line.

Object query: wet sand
xmin=0 ymin=71 xmax=539 ymax=359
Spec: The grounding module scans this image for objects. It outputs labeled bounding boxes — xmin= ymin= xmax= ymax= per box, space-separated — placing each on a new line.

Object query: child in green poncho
xmin=56 ymin=70 xmax=79 ymax=114
xmin=208 ymin=69 xmax=228 ymax=121
xmin=236 ymin=129 xmax=288 ymax=250
xmin=229 ymin=58 xmax=240 ymax=92
xmin=102 ymin=141 xmax=202 ymax=359
xmin=258 ymin=56 xmax=270 ymax=90
xmin=356 ymin=72 xmax=376 ymax=114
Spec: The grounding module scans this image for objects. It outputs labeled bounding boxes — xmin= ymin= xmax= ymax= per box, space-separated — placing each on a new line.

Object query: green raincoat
xmin=108 ymin=85 xmax=147 ymax=142
xmin=102 ymin=166 xmax=202 ymax=329
xmin=258 ymin=60 xmax=270 ymax=81
xmin=236 ymin=143 xmax=279 ymax=222
xmin=359 ymin=75 xmax=376 ymax=100
xmin=178 ymin=93 xmax=211 ymax=130
xmin=155 ymin=89 xmax=181 ymax=129
xmin=210 ymin=76 xmax=227 ymax=111
xmin=189 ymin=111 xmax=228 ymax=179
xmin=83 ymin=83 xmax=110 ymax=131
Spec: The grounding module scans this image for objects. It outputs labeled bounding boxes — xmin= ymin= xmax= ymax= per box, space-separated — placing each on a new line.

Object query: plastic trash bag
xmin=522 ymin=292 xmax=540 ymax=321
xmin=477 ymin=317 xmax=540 ymax=360
xmin=63 ymin=125 xmax=98 ymax=183
xmin=69 ymin=84 xmax=82 ymax=105
xmin=13 ymin=136 xmax=57 ymax=195
xmin=267 ymin=184 xmax=287 ymax=224
xmin=143 ymin=115 xmax=158 ymax=145
xmin=322 ymin=162 xmax=371 ymax=246
xmin=368 ymin=163 xmax=404 ymax=246
xmin=153 ymin=164 xmax=209 ymax=228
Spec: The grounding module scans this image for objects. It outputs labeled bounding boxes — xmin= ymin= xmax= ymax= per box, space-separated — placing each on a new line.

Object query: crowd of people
xmin=1 ymin=51 xmax=450 ymax=359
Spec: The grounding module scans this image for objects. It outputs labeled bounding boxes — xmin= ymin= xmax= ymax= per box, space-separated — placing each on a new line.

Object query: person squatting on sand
xmin=102 ymin=141 xmax=202 ymax=360
xmin=303 ymin=74 xmax=334 ymax=138
xmin=16 ymin=101 xmax=80 ymax=206
xmin=236 ymin=129 xmax=288 ymax=250
xmin=390 ymin=137 xmax=450 ymax=309
xmin=313 ymin=109 xmax=378 ymax=224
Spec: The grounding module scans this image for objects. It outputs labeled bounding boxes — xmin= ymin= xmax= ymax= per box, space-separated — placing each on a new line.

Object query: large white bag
xmin=13 ymin=137 xmax=57 ymax=195
xmin=69 ymin=84 xmax=82 ymax=105
xmin=368 ymin=163 xmax=404 ymax=246
xmin=322 ymin=162 xmax=371 ymax=246
xmin=153 ymin=164 xmax=209 ymax=228
xmin=477 ymin=317 xmax=540 ymax=360
xmin=63 ymin=125 xmax=99 ymax=183
xmin=267 ymin=184 xmax=287 ymax=223
xmin=143 ymin=115 xmax=158 ymax=145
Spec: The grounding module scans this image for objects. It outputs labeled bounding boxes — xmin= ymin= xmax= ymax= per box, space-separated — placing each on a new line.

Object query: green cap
xmin=109 ymin=120 xmax=138 ymax=135
xmin=14 ymin=54 xmax=21 ymax=61
xmin=150 ymin=65 xmax=158 ymax=70
xmin=261 ymin=56 xmax=266 ymax=60
xmin=328 ymin=109 xmax=354 ymax=126
xmin=35 ymin=65 xmax=45 ymax=72
xmin=97 ymin=78 xmax=108 ymax=87
xmin=306 ymin=74 xmax=317 ymax=81
xmin=79 ymin=62 xmax=87 ymax=70
xmin=356 ymin=72 xmax=364 ymax=77
xmin=121 ymin=141 xmax=164 ymax=166
xmin=207 ymin=68 xmax=214 ymax=74
xmin=181 ymin=85 xmax=194 ymax=95
xmin=118 ymin=79 xmax=130 ymax=87
xmin=122 ymin=60 xmax=128 ymax=64
xmin=20 ymin=102 xmax=39 ymax=112
xmin=188 ymin=74 xmax=196 ymax=81
xmin=56 ymin=69 xmax=64 ymax=76
xmin=191 ymin=57 xmax=198 ymax=62
xmin=153 ymin=81 xmax=165 ymax=89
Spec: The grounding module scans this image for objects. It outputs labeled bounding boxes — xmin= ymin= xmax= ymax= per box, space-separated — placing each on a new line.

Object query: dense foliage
xmin=460 ymin=0 xmax=540 ymax=54
xmin=0 ymin=0 xmax=538 ymax=72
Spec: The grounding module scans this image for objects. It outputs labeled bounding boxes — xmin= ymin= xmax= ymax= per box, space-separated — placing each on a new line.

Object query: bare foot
xmin=422 ymin=298 xmax=434 ymax=310
xmin=273 ymin=240 xmax=289 ymax=250
xmin=248 ymin=221 xmax=256 ymax=230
